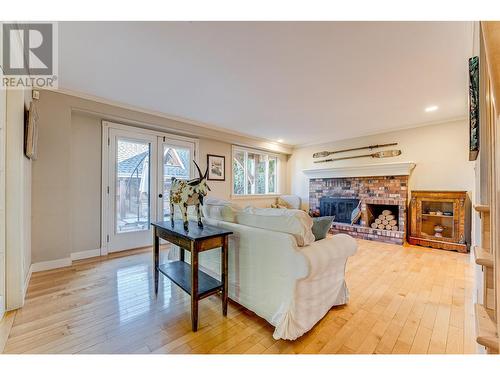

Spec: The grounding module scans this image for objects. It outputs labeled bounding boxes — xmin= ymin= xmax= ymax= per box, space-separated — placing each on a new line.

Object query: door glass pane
xmin=115 ymin=139 xmax=151 ymax=233
xmin=162 ymin=145 xmax=191 ymax=219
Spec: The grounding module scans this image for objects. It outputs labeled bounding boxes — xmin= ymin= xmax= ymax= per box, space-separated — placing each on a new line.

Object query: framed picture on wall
xmin=207 ymin=154 xmax=225 ymax=181
xmin=468 ymin=55 xmax=479 ymax=161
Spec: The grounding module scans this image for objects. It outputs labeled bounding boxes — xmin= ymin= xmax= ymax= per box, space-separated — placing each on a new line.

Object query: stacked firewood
xmin=371 ymin=209 xmax=398 ymax=231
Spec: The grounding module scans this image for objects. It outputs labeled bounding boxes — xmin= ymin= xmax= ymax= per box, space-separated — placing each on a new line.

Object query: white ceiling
xmin=58 ymin=21 xmax=473 ymax=146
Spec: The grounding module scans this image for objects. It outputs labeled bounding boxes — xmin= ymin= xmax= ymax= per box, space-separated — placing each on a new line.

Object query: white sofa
xmin=168 ymin=201 xmax=357 ymax=340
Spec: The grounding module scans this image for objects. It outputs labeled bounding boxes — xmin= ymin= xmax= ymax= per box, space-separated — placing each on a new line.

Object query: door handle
xmin=159 ymin=194 xmax=163 ymax=198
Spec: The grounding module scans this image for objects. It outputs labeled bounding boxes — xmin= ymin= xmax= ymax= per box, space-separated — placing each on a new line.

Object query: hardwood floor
xmin=1 ymin=239 xmax=477 ymax=354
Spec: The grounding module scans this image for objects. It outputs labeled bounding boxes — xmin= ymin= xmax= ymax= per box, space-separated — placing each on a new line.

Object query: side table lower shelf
xmin=158 ymin=261 xmax=223 ymax=299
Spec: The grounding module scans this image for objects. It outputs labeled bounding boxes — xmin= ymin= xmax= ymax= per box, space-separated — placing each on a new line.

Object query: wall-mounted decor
xmin=469 ymin=55 xmax=479 ymax=161
xmin=24 ymin=101 xmax=39 ymax=160
xmin=207 ymin=154 xmax=225 ymax=181
xmin=313 ymin=142 xmax=397 ymax=158
xmin=314 ymin=149 xmax=401 ymax=164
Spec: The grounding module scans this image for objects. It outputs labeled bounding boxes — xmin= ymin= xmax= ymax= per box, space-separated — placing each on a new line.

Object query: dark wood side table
xmin=152 ymin=219 xmax=232 ymax=331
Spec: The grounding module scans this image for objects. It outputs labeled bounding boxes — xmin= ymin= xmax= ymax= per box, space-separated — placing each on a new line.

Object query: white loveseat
xmin=168 ymin=199 xmax=357 ymax=340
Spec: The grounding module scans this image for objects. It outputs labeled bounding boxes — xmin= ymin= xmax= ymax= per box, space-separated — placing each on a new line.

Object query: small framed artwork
xmin=207 ymin=154 xmax=225 ymax=181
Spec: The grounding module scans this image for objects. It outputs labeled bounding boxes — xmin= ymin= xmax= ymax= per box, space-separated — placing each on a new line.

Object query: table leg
xmin=153 ymin=230 xmax=159 ymax=295
xmin=191 ymin=250 xmax=199 ymax=331
xmin=222 ymin=235 xmax=228 ymax=316
xmin=180 ymin=247 xmax=185 ymax=262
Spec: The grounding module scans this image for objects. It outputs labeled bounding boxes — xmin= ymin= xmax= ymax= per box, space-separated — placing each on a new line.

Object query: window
xmin=232 ymin=146 xmax=278 ymax=196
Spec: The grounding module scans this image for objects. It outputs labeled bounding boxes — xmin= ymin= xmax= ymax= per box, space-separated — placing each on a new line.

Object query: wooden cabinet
xmin=408 ymin=191 xmax=470 ymax=253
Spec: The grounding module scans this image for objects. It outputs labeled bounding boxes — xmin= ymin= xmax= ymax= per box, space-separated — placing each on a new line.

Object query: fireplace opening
xmin=366 ymin=204 xmax=399 ymax=231
xmin=320 ymin=197 xmax=360 ymax=224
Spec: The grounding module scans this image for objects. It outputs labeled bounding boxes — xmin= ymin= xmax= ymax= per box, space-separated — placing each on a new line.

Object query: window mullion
xmin=264 ymin=155 xmax=269 ymax=194
xmin=251 ymin=152 xmax=255 ymax=194
xmin=244 ymin=151 xmax=248 ymax=195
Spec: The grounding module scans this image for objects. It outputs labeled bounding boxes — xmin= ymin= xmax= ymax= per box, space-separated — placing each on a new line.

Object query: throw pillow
xmin=278 ymin=195 xmax=301 ymax=209
xmin=201 ymin=197 xmax=241 ymax=223
xmin=312 ymin=216 xmax=334 ymax=241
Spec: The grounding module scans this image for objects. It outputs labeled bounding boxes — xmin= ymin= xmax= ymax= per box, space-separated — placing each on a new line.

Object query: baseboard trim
xmin=31 ymin=258 xmax=72 ymax=273
xmin=30 ymin=248 xmax=103 ymax=274
xmin=70 ymin=248 xmax=101 ymax=261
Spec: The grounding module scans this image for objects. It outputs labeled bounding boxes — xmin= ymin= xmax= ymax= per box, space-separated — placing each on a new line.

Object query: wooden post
xmin=191 ymin=249 xmax=199 ymax=331
xmin=222 ymin=235 xmax=229 ymax=316
xmin=153 ymin=228 xmax=159 ymax=295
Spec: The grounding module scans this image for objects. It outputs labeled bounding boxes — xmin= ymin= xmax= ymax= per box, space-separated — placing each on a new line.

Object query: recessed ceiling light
xmin=425 ymin=105 xmax=438 ymax=112
xmin=277 ymin=139 xmax=284 ymax=143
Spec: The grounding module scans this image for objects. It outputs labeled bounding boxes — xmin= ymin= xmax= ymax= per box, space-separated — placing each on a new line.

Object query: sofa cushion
xmin=236 ymin=207 xmax=315 ymax=246
xmin=202 ymin=198 xmax=240 ymax=223
xmin=312 ymin=216 xmax=334 ymax=241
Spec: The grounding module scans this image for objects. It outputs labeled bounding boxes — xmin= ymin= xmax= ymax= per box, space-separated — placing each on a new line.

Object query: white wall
xmin=32 ymin=90 xmax=288 ymax=264
xmin=5 ymin=87 xmax=32 ymax=310
xmin=288 ymin=119 xmax=476 ymax=213
xmin=71 ymin=113 xmax=102 ymax=254
xmin=2 ymin=24 xmax=32 ymax=311
xmin=0 ymin=55 xmax=6 ymax=318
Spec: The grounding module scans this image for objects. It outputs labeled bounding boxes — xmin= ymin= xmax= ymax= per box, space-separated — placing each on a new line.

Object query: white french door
xmin=102 ymin=122 xmax=197 ymax=254
xmin=157 ymin=138 xmax=195 ymax=222
xmin=106 ymin=128 xmax=158 ymax=253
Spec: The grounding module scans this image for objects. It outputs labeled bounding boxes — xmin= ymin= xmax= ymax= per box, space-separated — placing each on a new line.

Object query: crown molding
xmin=42 ymin=87 xmax=293 ymax=154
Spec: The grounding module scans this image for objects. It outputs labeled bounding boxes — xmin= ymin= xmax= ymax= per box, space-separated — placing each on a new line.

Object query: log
xmin=385 ymin=225 xmax=392 ymax=230
xmin=392 ymin=226 xmax=398 ymax=231
xmin=385 ymin=215 xmax=395 ymax=221
xmin=378 ymin=214 xmax=385 ymax=220
xmin=382 ymin=209 xmax=392 ymax=216
xmin=375 ymin=218 xmax=382 ymax=224
xmin=377 ymin=224 xmax=385 ymax=229
xmin=371 ymin=223 xmax=378 ymax=229
xmin=382 ymin=220 xmax=389 ymax=225
xmin=389 ymin=219 xmax=397 ymax=226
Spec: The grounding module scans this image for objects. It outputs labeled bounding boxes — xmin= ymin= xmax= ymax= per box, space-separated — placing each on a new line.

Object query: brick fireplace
xmin=309 ymin=175 xmax=409 ymax=244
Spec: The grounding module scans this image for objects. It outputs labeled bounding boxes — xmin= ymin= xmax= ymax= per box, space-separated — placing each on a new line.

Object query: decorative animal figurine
xmin=170 ymin=160 xmax=211 ymax=231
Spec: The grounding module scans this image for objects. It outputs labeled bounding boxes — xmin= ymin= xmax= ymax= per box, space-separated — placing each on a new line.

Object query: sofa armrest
xmin=299 ymin=234 xmax=357 ymax=277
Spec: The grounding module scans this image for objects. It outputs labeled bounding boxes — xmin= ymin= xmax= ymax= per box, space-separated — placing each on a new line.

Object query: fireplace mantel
xmin=302 ymin=162 xmax=416 ymax=179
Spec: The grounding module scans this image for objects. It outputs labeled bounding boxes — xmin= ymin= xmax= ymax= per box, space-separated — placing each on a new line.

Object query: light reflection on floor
xmin=115 ymin=257 xmax=179 ymax=323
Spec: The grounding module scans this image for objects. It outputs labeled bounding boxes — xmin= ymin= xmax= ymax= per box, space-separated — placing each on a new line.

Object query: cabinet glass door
xmin=420 ymin=200 xmax=455 ymax=239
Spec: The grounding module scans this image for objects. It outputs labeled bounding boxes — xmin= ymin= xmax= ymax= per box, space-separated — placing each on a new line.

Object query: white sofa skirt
xmin=168 ymin=219 xmax=357 ymax=340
